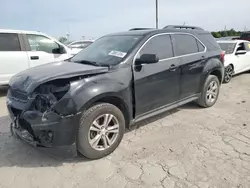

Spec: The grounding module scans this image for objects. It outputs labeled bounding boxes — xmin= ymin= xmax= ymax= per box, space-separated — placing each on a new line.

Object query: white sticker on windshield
xmin=109 ymin=50 xmax=127 ymax=58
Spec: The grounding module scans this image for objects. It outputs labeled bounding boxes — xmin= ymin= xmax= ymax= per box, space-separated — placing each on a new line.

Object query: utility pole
xmin=155 ymin=0 xmax=159 ymax=29
xmin=67 ymin=23 xmax=71 ymax=41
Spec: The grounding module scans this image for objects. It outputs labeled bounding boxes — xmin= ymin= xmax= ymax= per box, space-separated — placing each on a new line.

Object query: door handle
xmin=169 ymin=64 xmax=178 ymax=71
xmin=30 ymin=56 xmax=39 ymax=60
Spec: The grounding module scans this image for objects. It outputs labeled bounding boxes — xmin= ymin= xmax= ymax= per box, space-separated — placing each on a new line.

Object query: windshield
xmin=218 ymin=43 xmax=236 ymax=54
xmin=71 ymin=35 xmax=142 ymax=66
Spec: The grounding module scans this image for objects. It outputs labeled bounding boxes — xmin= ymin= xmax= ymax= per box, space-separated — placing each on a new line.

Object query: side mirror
xmin=135 ymin=54 xmax=159 ymax=65
xmin=52 ymin=46 xmax=66 ymax=54
xmin=59 ymin=45 xmax=66 ymax=54
xmin=236 ymin=50 xmax=247 ymax=55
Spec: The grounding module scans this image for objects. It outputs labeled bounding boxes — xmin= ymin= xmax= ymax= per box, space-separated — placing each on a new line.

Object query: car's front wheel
xmin=223 ymin=65 xmax=234 ymax=83
xmin=77 ymin=103 xmax=125 ymax=159
xmin=197 ymin=75 xmax=220 ymax=108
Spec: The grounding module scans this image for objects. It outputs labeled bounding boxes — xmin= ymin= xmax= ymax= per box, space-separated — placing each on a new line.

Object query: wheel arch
xmin=210 ymin=69 xmax=223 ymax=84
xmin=199 ymin=57 xmax=224 ymax=93
xmin=81 ymin=94 xmax=131 ymax=129
xmin=228 ymin=63 xmax=234 ymax=70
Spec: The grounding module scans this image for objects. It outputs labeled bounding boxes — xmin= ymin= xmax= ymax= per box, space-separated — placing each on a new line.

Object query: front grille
xmin=9 ymin=89 xmax=28 ymax=102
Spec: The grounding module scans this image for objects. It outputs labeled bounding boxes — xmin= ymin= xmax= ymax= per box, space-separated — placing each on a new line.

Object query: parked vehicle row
xmin=233 ymin=31 xmax=250 ymax=42
xmin=217 ymin=40 xmax=250 ymax=83
xmin=7 ymin=25 xmax=225 ymax=159
xmin=0 ymin=29 xmax=74 ymax=86
xmin=68 ymin=40 xmax=94 ymax=55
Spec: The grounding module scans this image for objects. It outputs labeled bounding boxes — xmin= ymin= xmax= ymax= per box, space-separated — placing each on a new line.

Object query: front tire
xmin=197 ymin=75 xmax=220 ymax=108
xmin=77 ymin=103 xmax=125 ymax=159
xmin=223 ymin=65 xmax=234 ymax=83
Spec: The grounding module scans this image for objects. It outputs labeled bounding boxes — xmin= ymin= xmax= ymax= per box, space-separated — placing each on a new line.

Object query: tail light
xmin=221 ymin=51 xmax=225 ymax=63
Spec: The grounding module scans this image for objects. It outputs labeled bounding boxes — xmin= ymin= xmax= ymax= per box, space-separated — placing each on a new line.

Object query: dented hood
xmin=9 ymin=61 xmax=109 ymax=93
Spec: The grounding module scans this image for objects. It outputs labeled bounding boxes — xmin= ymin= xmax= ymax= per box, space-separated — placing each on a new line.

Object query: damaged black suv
xmin=7 ymin=25 xmax=224 ymax=159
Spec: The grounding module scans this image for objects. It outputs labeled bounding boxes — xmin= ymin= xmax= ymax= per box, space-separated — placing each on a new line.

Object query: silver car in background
xmin=68 ymin=40 xmax=94 ymax=55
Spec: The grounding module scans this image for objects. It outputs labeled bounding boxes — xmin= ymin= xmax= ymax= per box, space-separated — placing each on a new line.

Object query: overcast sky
xmin=1 ymin=0 xmax=250 ymax=40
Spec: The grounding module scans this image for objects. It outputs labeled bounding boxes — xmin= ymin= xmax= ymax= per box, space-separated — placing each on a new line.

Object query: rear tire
xmin=77 ymin=103 xmax=125 ymax=160
xmin=197 ymin=75 xmax=220 ymax=108
xmin=223 ymin=65 xmax=233 ymax=83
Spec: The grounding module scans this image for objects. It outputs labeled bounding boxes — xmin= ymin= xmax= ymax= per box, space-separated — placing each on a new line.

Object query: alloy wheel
xmin=224 ymin=66 xmax=233 ymax=83
xmin=206 ymin=81 xmax=218 ymax=104
xmin=88 ymin=114 xmax=119 ymax=151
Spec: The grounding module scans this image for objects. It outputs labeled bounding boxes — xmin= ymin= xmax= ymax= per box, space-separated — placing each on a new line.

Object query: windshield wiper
xmin=73 ymin=60 xmax=110 ymax=68
xmin=74 ymin=60 xmax=100 ymax=66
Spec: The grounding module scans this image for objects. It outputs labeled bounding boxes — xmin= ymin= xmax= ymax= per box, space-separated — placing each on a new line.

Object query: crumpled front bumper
xmin=7 ymin=97 xmax=81 ymax=148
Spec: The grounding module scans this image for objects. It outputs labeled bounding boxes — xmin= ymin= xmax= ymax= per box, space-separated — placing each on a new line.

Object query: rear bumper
xmin=7 ymin=98 xmax=81 ymax=148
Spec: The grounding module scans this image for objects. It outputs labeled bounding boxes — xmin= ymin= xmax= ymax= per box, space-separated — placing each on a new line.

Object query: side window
xmin=0 ymin=33 xmax=21 ymax=51
xmin=197 ymin=40 xmax=205 ymax=52
xmin=173 ymin=34 xmax=199 ymax=56
xmin=236 ymin=43 xmax=246 ymax=51
xmin=139 ymin=35 xmax=173 ymax=60
xmin=27 ymin=35 xmax=60 ymax=53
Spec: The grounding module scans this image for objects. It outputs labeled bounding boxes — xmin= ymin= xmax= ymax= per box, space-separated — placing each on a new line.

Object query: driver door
xmin=25 ymin=34 xmax=67 ymax=67
xmin=133 ymin=34 xmax=180 ymax=117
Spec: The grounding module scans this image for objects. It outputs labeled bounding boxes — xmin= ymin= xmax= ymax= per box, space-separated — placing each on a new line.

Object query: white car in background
xmin=0 ymin=29 xmax=74 ymax=86
xmin=217 ymin=40 xmax=250 ymax=83
xmin=68 ymin=40 xmax=94 ymax=55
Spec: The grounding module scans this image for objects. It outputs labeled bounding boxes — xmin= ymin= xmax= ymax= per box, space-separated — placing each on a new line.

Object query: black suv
xmin=7 ymin=25 xmax=224 ymax=159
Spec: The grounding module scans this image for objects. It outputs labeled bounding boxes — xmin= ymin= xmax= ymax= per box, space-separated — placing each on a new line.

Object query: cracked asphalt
xmin=0 ymin=74 xmax=250 ymax=188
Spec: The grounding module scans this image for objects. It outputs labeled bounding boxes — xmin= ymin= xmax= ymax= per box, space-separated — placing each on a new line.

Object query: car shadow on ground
xmin=180 ymin=102 xmax=201 ymax=110
xmin=0 ymin=102 xmax=197 ymax=168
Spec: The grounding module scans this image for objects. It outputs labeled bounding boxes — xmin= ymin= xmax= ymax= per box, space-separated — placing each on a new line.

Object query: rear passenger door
xmin=0 ymin=33 xmax=29 ymax=85
xmin=172 ymin=34 xmax=206 ymax=100
xmin=133 ymin=34 xmax=180 ymax=116
xmin=25 ymin=34 xmax=68 ymax=67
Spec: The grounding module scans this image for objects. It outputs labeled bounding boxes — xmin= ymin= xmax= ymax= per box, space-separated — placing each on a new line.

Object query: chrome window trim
xmin=132 ymin=32 xmax=207 ymax=65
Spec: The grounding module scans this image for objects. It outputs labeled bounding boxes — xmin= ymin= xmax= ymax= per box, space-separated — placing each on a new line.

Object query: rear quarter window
xmin=172 ymin=34 xmax=199 ymax=56
xmin=198 ymin=33 xmax=221 ymax=51
xmin=197 ymin=40 xmax=205 ymax=52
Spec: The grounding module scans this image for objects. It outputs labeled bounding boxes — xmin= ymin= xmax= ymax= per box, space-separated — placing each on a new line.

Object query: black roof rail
xmin=163 ymin=25 xmax=204 ymax=30
xmin=129 ymin=28 xmax=154 ymax=31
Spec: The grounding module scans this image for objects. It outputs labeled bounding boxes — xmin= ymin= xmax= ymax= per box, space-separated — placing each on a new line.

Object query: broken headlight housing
xmin=31 ymin=80 xmax=70 ymax=113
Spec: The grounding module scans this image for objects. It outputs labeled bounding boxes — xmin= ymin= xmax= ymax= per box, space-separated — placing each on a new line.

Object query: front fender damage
xmin=11 ymin=78 xmax=84 ymax=148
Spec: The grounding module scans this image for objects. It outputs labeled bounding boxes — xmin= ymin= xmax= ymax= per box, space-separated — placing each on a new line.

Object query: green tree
xmin=59 ymin=37 xmax=68 ymax=44
xmin=211 ymin=29 xmax=242 ymax=38
xmin=220 ymin=31 xmax=228 ymax=37
xmin=211 ymin=32 xmax=221 ymax=38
